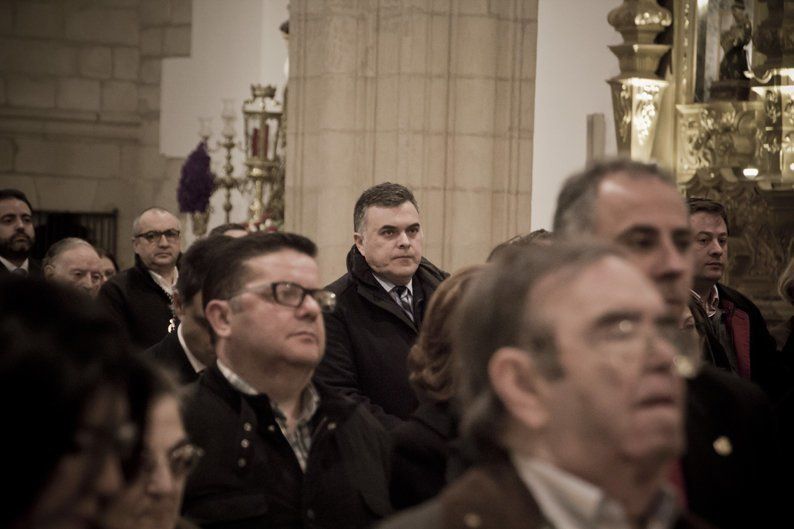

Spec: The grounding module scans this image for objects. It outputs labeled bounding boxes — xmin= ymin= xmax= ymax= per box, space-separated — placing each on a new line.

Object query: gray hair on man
xmin=42 ymin=237 xmax=96 ymax=268
xmin=552 ymin=159 xmax=675 ymax=238
xmin=132 ymin=207 xmax=180 ymax=235
xmin=452 ymin=241 xmax=627 ymax=456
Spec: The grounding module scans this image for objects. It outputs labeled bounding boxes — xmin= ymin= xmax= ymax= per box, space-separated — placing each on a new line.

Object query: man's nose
xmin=396 ymin=231 xmax=410 ymax=247
xmin=707 ymin=239 xmax=723 ymax=256
xmin=657 ymin=238 xmax=688 ymax=276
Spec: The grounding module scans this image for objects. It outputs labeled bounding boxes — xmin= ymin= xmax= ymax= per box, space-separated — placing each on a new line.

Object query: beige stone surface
xmin=113 ymin=47 xmax=140 ymax=80
xmin=5 ymin=75 xmax=56 ymax=108
xmin=289 ymin=0 xmax=538 ymax=278
xmin=15 ymin=137 xmax=122 ymax=179
xmin=79 ymin=46 xmax=113 ymax=79
xmin=140 ymin=58 xmax=161 ymax=84
xmin=15 ymin=1 xmax=65 ymax=39
xmin=102 ymin=80 xmax=138 ymax=112
xmin=0 ymin=38 xmax=77 ymax=76
xmin=57 ymin=78 xmax=101 ymax=111
xmin=0 ymin=138 xmax=14 ymax=172
xmin=163 ymin=25 xmax=191 ymax=56
xmin=0 ymin=0 xmax=194 ymax=263
xmin=140 ymin=28 xmax=163 ymax=56
xmin=65 ymin=7 xmax=139 ymax=46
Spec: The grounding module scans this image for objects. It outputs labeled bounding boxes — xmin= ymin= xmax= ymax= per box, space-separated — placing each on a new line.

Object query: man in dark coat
xmin=687 ymin=197 xmax=787 ymax=399
xmin=0 ymin=189 xmax=41 ymax=277
xmin=182 ymin=232 xmax=392 ymax=529
xmin=145 ymin=235 xmax=234 ymax=384
xmin=315 ymin=183 xmax=447 ymax=429
xmin=381 ymin=244 xmax=709 ymax=529
xmin=552 ymin=159 xmax=785 ymax=529
xmin=99 ymin=207 xmax=181 ymax=349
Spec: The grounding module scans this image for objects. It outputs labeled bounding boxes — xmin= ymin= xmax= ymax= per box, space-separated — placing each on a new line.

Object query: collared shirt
xmin=373 ymin=273 xmax=414 ymax=318
xmin=690 ymin=285 xmax=720 ymax=318
xmin=148 ymin=268 xmax=179 ymax=297
xmin=176 ymin=323 xmax=206 ymax=374
xmin=217 ymin=360 xmax=320 ymax=472
xmin=0 ymin=256 xmax=29 ymax=274
xmin=511 ymin=454 xmax=679 ymax=529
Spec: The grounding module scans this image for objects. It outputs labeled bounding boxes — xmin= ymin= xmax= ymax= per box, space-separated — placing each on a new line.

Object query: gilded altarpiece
xmin=670 ymin=0 xmax=794 ymax=329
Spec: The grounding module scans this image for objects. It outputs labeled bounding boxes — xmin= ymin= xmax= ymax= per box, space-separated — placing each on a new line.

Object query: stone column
xmin=287 ymin=0 xmax=538 ymax=280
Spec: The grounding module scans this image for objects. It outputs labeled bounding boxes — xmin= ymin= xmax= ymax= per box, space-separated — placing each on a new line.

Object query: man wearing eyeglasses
xmin=181 ymin=232 xmax=392 ymax=529
xmin=99 ymin=207 xmax=182 ymax=349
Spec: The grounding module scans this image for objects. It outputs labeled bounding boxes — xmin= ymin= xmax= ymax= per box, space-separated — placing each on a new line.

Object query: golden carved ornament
xmin=608 ymin=0 xmax=672 ymax=44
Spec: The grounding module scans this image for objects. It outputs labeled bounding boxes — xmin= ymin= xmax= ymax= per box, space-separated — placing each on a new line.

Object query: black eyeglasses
xmin=235 ymin=281 xmax=337 ymax=313
xmin=134 ymin=229 xmax=180 ymax=243
xmin=68 ymin=421 xmax=139 ymax=458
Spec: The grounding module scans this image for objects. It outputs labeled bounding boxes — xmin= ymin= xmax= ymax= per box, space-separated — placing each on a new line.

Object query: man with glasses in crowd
xmin=182 ymin=232 xmax=392 ymax=529
xmin=99 ymin=207 xmax=182 ymax=349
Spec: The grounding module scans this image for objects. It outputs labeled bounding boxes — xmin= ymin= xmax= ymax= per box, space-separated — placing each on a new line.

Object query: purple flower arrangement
xmin=177 ymin=141 xmax=215 ymax=213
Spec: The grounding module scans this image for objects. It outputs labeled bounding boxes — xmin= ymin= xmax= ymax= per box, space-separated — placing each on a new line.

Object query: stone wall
xmin=0 ymin=0 xmax=192 ymax=266
xmin=287 ymin=0 xmax=538 ymax=280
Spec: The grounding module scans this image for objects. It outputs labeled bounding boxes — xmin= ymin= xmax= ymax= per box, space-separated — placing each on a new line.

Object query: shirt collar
xmin=216 ymin=359 xmax=320 ymax=422
xmin=372 ymin=273 xmax=413 ymax=296
xmin=176 ymin=323 xmax=206 ymax=374
xmin=0 ymin=256 xmax=29 ymax=273
xmin=511 ymin=453 xmax=679 ymax=529
xmin=690 ymin=285 xmax=720 ymax=317
xmin=148 ymin=268 xmax=179 ymax=296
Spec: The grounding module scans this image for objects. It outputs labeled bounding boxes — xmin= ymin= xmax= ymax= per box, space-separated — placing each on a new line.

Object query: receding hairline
xmin=44 ymin=238 xmax=98 ymax=267
xmin=132 ymin=207 xmax=180 ymax=234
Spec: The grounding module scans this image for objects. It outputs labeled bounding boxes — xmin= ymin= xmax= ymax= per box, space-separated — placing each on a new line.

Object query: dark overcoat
xmin=182 ymin=363 xmax=393 ymax=529
xmin=315 ymin=246 xmax=447 ymax=429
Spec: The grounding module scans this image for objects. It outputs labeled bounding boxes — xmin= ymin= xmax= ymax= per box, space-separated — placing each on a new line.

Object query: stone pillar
xmin=287 ymin=0 xmax=538 ymax=280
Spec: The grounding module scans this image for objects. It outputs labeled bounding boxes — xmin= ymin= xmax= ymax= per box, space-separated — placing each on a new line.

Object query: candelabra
xmin=198 ymin=99 xmax=246 ymax=224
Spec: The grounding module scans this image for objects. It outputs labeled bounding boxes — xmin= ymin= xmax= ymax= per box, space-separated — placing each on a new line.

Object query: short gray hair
xmin=132 ymin=207 xmax=179 ymax=235
xmin=454 ymin=242 xmax=627 ymax=458
xmin=43 ymin=238 xmax=96 ymax=268
xmin=553 ymin=159 xmax=675 ymax=239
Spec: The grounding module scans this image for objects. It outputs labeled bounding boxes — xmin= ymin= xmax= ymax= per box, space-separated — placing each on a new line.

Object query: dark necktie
xmin=393 ymin=285 xmax=414 ymax=321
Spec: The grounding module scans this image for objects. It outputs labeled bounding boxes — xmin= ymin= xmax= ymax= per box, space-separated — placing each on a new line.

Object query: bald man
xmin=98 ymin=207 xmax=181 ymax=349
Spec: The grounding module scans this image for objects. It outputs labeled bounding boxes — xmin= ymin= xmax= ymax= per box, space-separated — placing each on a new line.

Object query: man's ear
xmin=205 ymin=299 xmax=233 ymax=340
xmin=43 ymin=264 xmax=54 ymax=279
xmin=172 ymin=291 xmax=185 ymax=319
xmin=353 ymin=232 xmax=365 ymax=256
xmin=488 ymin=347 xmax=550 ymax=430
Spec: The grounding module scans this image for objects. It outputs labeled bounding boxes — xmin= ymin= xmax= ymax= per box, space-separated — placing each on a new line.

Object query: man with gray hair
xmin=552 ymin=159 xmax=783 ymax=529
xmin=43 ymin=237 xmax=102 ymax=297
xmin=381 ymin=243 xmax=705 ymax=529
xmin=99 ymin=207 xmax=181 ymax=349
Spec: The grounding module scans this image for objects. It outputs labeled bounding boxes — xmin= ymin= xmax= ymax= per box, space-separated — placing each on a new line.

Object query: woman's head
xmin=102 ymin=357 xmax=199 ymax=529
xmin=407 ymin=264 xmax=488 ymax=402
xmin=1 ymin=276 xmax=136 ymax=529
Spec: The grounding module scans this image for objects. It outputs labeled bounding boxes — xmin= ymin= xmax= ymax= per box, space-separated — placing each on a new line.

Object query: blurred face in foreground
xmin=103 ymin=396 xmax=197 ymax=529
xmin=26 ymin=388 xmax=128 ymax=529
xmin=592 ymin=173 xmax=694 ymax=317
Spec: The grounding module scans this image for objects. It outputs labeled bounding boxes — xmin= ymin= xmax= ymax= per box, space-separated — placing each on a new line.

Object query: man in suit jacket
xmin=686 ymin=197 xmax=787 ymax=399
xmin=0 ymin=189 xmax=41 ymax=277
xmin=99 ymin=207 xmax=181 ymax=349
xmin=552 ymin=159 xmax=784 ymax=529
xmin=182 ymin=232 xmax=392 ymax=529
xmin=315 ymin=183 xmax=447 ymax=429
xmin=381 ymin=243 xmax=706 ymax=529
xmin=145 ymin=235 xmax=235 ymax=385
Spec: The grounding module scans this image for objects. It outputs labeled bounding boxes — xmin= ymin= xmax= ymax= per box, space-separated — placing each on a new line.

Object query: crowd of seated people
xmin=2 ymin=158 xmax=792 ymax=529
